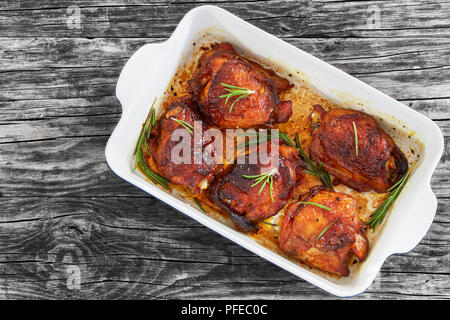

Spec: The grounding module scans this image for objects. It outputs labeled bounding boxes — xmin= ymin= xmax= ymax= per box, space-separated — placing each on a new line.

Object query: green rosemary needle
xmin=236 ymin=130 xmax=294 ymax=149
xmin=353 ymin=121 xmax=358 ymax=157
xmin=133 ymin=100 xmax=170 ymax=189
xmin=193 ymin=198 xmax=206 ymax=213
xmin=279 ymin=131 xmax=295 ymax=147
xmin=260 ymin=220 xmax=278 ymax=227
xmin=219 ymin=82 xmax=255 ymax=113
xmin=151 ymin=107 xmax=157 ymax=126
xmin=242 ymin=168 xmax=277 ymax=203
xmin=367 ymin=166 xmax=414 ymax=230
xmin=171 ymin=117 xmax=194 ymax=135
xmin=316 ymin=220 xmax=337 ymax=241
xmin=299 ymin=201 xmax=331 ymax=211
xmin=295 ymin=133 xmax=334 ymax=190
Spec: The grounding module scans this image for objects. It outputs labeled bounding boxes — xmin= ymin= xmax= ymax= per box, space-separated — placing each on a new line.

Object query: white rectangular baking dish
xmin=105 ymin=5 xmax=444 ymax=297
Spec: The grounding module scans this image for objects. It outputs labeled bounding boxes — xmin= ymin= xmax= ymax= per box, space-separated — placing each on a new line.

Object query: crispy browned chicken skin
xmin=309 ymin=106 xmax=408 ymax=193
xmin=149 ymin=97 xmax=221 ymax=194
xmin=280 ymin=187 xmax=369 ymax=277
xmin=188 ymin=43 xmax=293 ymax=129
xmin=209 ymin=142 xmax=304 ymax=232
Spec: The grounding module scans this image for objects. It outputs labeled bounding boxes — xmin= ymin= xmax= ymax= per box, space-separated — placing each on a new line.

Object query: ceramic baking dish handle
xmin=115 ymin=42 xmax=167 ymax=110
xmin=389 ymin=184 xmax=437 ymax=254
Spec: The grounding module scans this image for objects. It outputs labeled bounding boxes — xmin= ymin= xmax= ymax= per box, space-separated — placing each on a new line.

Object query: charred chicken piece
xmin=209 ymin=142 xmax=304 ymax=232
xmin=149 ymin=97 xmax=221 ymax=194
xmin=280 ymin=187 xmax=369 ymax=277
xmin=309 ymin=106 xmax=408 ymax=193
xmin=188 ymin=43 xmax=293 ymax=129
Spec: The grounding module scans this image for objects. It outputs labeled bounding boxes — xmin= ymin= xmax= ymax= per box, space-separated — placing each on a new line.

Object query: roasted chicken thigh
xmin=209 ymin=142 xmax=304 ymax=232
xmin=149 ymin=97 xmax=221 ymax=194
xmin=280 ymin=187 xmax=369 ymax=276
xmin=309 ymin=106 xmax=408 ymax=193
xmin=188 ymin=43 xmax=293 ymax=129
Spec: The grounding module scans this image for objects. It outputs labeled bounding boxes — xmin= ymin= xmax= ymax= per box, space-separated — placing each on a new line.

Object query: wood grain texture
xmin=0 ymin=0 xmax=449 ymax=299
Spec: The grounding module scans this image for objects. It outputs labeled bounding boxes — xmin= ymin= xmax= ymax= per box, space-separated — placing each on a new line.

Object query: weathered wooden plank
xmin=0 ymin=137 xmax=135 ymax=197
xmin=1 ymin=37 xmax=448 ymax=112
xmin=352 ymin=67 xmax=449 ymax=100
xmin=0 ymin=125 xmax=448 ymax=197
xmin=0 ymin=37 xmax=147 ymax=71
xmin=0 ymin=0 xmax=261 ymax=10
xmin=3 ymin=96 xmax=447 ymax=123
xmin=1 ymin=272 xmax=450 ymax=299
xmin=2 ymin=195 xmax=449 ymax=254
xmin=2 ymin=256 xmax=450 ymax=300
xmin=400 ymin=98 xmax=450 ymax=121
xmin=2 ymin=101 xmax=448 ymax=147
xmin=1 ymin=95 xmax=449 ymax=123
xmin=0 ymin=96 xmax=121 ymax=121
xmin=3 ymin=37 xmax=450 ymax=72
xmin=0 ymin=196 xmax=449 ymax=299
xmin=0 ymin=67 xmax=119 ymax=101
xmin=0 ymin=1 xmax=449 ymax=38
xmin=0 ymin=114 xmax=119 ymax=143
xmin=1 ymin=64 xmax=447 ymax=102
xmin=1 ymin=0 xmax=247 ymax=11
xmin=0 ymin=116 xmax=448 ymax=197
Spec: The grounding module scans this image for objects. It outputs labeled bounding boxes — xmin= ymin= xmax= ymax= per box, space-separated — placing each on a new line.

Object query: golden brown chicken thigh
xmin=188 ymin=43 xmax=293 ymax=129
xmin=280 ymin=187 xmax=368 ymax=277
xmin=149 ymin=97 xmax=221 ymax=194
xmin=209 ymin=142 xmax=304 ymax=232
xmin=309 ymin=106 xmax=408 ymax=193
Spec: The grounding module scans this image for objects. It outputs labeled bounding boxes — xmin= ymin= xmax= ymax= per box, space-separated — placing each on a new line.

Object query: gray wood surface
xmin=0 ymin=0 xmax=449 ymax=299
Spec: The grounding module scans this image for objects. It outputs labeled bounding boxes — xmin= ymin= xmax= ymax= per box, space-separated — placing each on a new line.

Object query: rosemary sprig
xmin=295 ymin=133 xmax=334 ymax=190
xmin=367 ymin=166 xmax=414 ymax=230
xmin=193 ymin=198 xmax=206 ymax=213
xmin=353 ymin=121 xmax=358 ymax=157
xmin=236 ymin=130 xmax=294 ymax=149
xmin=133 ymin=100 xmax=170 ymax=189
xmin=151 ymin=107 xmax=157 ymax=126
xmin=171 ymin=117 xmax=194 ymax=135
xmin=279 ymin=131 xmax=295 ymax=147
xmin=260 ymin=220 xmax=278 ymax=227
xmin=242 ymin=168 xmax=277 ymax=203
xmin=219 ymin=82 xmax=255 ymax=113
xmin=316 ymin=220 xmax=337 ymax=241
xmin=298 ymin=202 xmax=331 ymax=211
